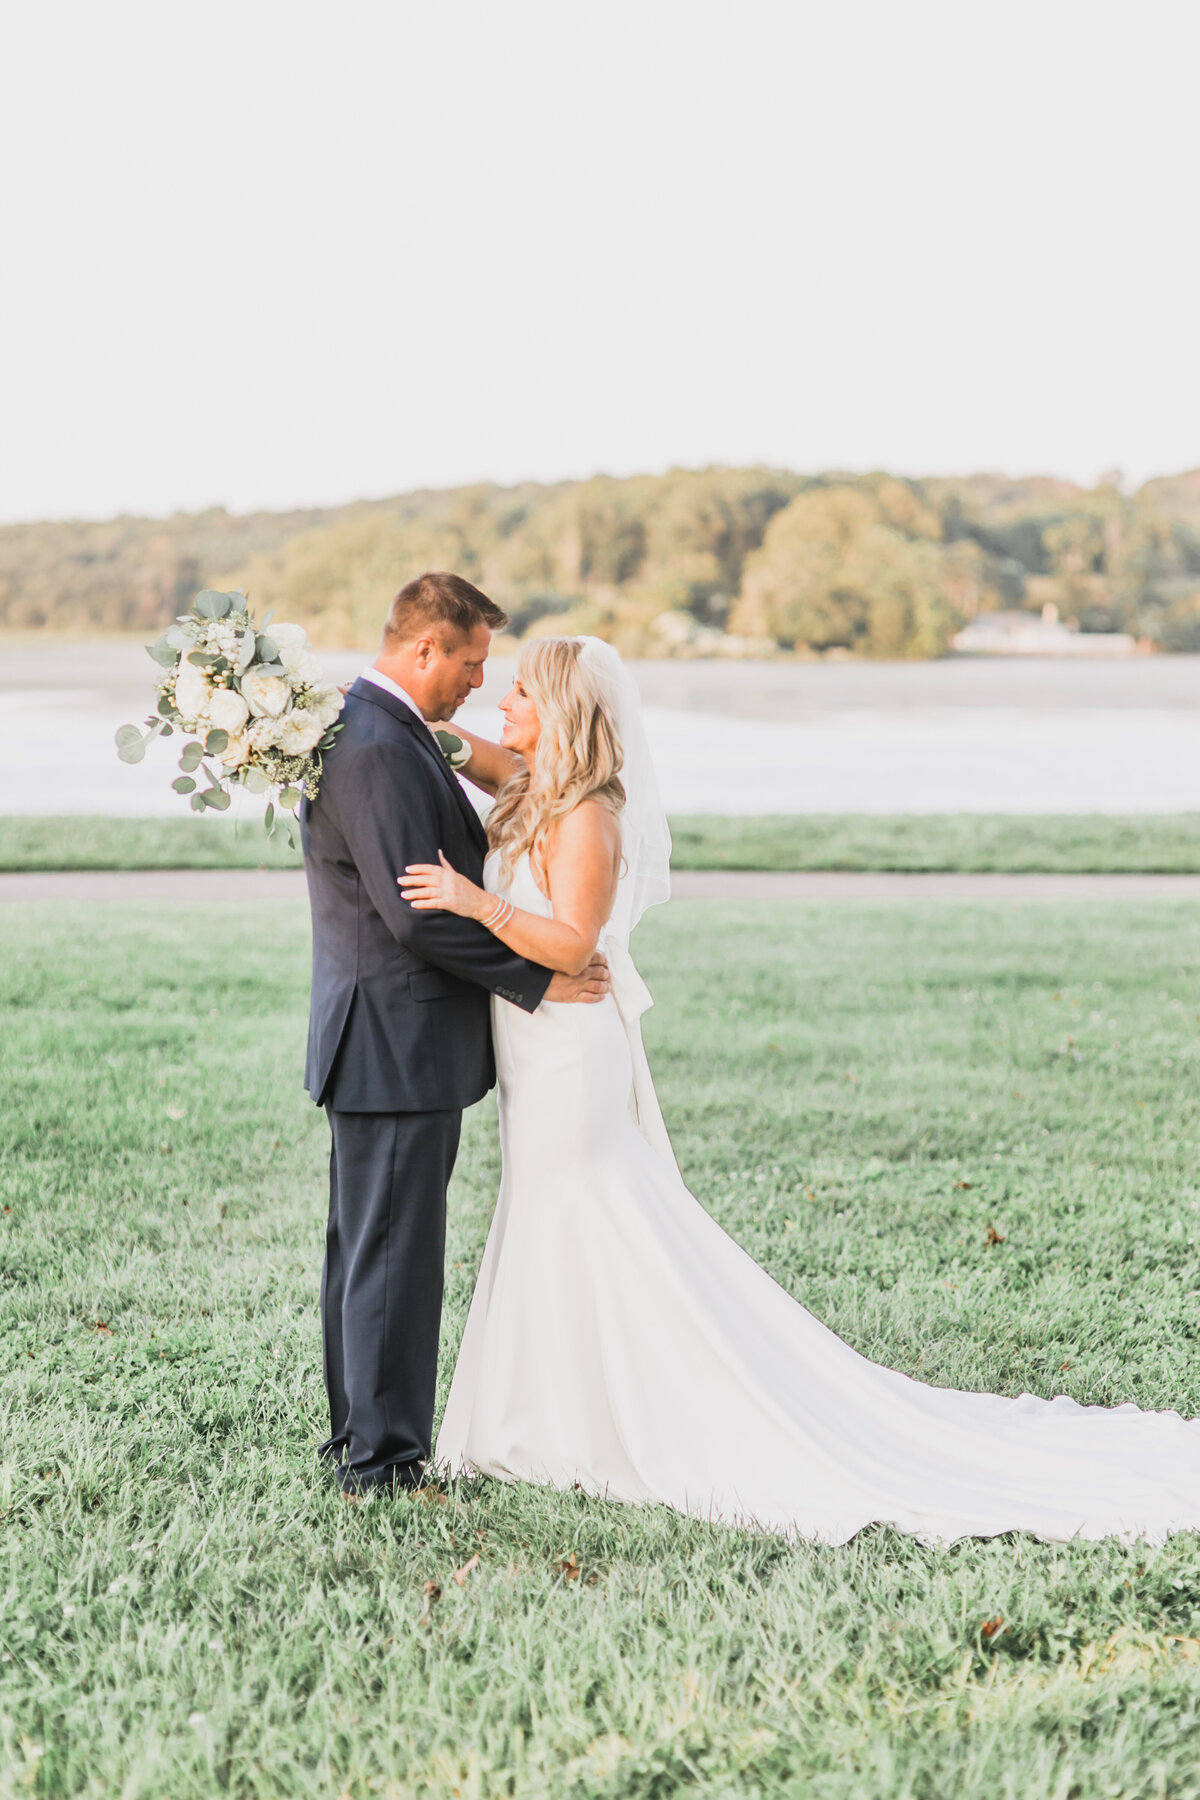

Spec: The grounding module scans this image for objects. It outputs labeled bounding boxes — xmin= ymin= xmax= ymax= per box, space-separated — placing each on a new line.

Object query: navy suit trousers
xmin=320 ymin=1106 xmax=462 ymax=1489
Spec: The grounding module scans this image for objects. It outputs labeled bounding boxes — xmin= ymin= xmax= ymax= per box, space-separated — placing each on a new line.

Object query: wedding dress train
xmin=435 ymin=853 xmax=1200 ymax=1545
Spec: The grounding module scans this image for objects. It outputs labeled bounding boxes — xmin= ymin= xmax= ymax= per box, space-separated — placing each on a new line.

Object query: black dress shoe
xmin=335 ymin=1458 xmax=427 ymax=1496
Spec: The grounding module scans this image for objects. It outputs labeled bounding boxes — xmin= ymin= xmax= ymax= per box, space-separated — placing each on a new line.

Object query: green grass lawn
xmin=4 ymin=898 xmax=1200 ymax=1797
xmin=9 ymin=812 xmax=1200 ymax=873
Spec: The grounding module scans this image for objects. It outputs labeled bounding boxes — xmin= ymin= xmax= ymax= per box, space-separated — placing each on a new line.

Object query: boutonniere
xmin=435 ymin=729 xmax=472 ymax=771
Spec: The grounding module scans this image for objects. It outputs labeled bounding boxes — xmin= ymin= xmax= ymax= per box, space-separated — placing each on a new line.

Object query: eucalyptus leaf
xmin=190 ymin=792 xmax=206 ymax=812
xmin=279 ymin=786 xmax=301 ymax=810
xmin=435 ymin=730 xmax=471 ymax=770
xmin=147 ymin=635 xmax=178 ymax=667
xmin=264 ymin=802 xmax=275 ymax=835
xmin=115 ymin=725 xmax=146 ymax=766
xmin=194 ymin=590 xmax=233 ymax=620
xmin=205 ymin=728 xmax=230 ymax=755
xmin=165 ymin=624 xmax=193 ymax=651
xmin=179 ymin=742 xmax=204 ymax=773
xmin=172 ymin=776 xmax=197 ymax=794
xmin=187 ymin=650 xmax=218 ymax=668
xmin=157 ymin=693 xmax=177 ymax=718
xmin=242 ymin=767 xmax=269 ymax=795
xmin=254 ymin=662 xmax=286 ymax=678
xmin=261 ymin=610 xmax=274 ymax=627
xmin=255 ymin=634 xmax=278 ymax=664
xmin=159 ymin=723 xmax=174 ymax=737
xmin=205 ymin=788 xmax=232 ymax=811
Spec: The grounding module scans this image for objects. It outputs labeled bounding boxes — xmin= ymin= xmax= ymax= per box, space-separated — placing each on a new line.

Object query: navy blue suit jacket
xmin=301 ymin=678 xmax=552 ymax=1112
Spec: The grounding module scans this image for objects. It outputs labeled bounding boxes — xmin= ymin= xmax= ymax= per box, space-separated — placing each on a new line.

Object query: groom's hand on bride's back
xmin=545 ymin=954 xmax=610 ymax=1004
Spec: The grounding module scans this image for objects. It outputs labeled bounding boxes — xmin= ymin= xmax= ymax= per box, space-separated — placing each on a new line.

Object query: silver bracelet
xmin=481 ymin=896 xmax=512 ymax=932
xmin=483 ymin=898 xmax=514 ymax=934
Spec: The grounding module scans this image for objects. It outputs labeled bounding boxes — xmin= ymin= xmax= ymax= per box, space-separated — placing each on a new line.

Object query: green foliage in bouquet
xmin=116 ymin=589 xmax=344 ymax=844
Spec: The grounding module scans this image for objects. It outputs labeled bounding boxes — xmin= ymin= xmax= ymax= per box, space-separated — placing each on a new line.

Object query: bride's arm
xmin=397 ymin=802 xmax=620 ymax=976
xmin=429 ymin=720 xmax=523 ymax=797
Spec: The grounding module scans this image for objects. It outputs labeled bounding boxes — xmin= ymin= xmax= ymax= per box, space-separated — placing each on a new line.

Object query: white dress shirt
xmin=360 ymin=665 xmax=427 ymax=723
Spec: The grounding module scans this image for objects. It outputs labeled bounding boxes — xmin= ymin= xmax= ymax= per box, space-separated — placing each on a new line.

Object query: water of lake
xmin=6 ymin=641 xmax=1200 ymax=815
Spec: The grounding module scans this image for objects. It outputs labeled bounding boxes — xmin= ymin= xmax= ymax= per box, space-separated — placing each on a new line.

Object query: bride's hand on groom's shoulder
xmin=546 ymin=954 xmax=611 ymax=1005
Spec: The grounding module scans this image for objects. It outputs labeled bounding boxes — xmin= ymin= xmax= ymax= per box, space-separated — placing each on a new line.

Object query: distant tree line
xmin=5 ymin=467 xmax=1200 ymax=657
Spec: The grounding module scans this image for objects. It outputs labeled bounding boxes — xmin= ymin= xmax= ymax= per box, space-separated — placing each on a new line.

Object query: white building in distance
xmin=953 ymin=603 xmax=1140 ymax=658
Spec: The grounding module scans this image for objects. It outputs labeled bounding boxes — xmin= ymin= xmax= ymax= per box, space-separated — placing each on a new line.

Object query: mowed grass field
xmin=9 ymin=813 xmax=1200 ymax=873
xmin=4 ymin=897 xmax=1200 ymax=1797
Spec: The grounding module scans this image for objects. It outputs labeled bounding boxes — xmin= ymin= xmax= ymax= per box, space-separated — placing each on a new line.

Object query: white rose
xmin=280 ymin=645 xmax=322 ymax=687
xmin=208 ymin=688 xmax=250 ymax=733
xmin=270 ymin=623 xmax=308 ymax=649
xmin=174 ymin=659 xmax=212 ymax=724
xmin=249 ymin=716 xmax=283 ymax=753
xmin=220 ymin=731 xmax=252 ymax=770
xmin=241 ymin=668 xmax=292 ymax=717
xmin=312 ymin=685 xmax=344 ymax=728
xmin=272 ymin=708 xmax=324 ymax=754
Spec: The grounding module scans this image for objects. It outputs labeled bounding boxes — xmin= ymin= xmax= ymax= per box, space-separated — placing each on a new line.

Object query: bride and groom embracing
xmin=302 ymin=571 xmax=1200 ymax=1545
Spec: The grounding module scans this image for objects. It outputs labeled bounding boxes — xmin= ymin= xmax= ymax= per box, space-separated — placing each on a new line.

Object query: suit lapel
xmin=351 ymin=678 xmax=489 ymax=852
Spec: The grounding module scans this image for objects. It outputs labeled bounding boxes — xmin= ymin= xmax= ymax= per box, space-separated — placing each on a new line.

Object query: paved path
xmin=5 ymin=868 xmax=1200 ymax=903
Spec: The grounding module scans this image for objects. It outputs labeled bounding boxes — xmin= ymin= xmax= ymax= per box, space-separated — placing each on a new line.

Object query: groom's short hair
xmin=382 ymin=571 xmax=508 ymax=649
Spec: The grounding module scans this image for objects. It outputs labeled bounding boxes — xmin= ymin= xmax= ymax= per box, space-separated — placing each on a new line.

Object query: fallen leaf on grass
xmin=985 ymin=1224 xmax=1005 ymax=1246
xmin=954 ymin=1181 xmax=972 ymax=1191
xmin=1059 ymin=1361 xmax=1071 ymax=1372
xmin=554 ymin=1553 xmax=581 ymax=1582
xmin=981 ymin=1616 xmax=1005 ymax=1638
xmin=92 ymin=1320 xmax=113 ymax=1337
xmin=452 ymin=1555 xmax=480 ymax=1589
xmin=418 ymin=1579 xmax=442 ymax=1626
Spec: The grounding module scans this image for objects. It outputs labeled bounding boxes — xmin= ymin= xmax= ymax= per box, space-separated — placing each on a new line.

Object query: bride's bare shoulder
xmin=545 ymin=799 xmax=621 ymax=876
xmin=552 ymin=797 xmax=621 ymax=846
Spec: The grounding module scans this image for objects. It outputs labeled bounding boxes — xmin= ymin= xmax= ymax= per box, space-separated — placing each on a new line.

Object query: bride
xmin=398 ymin=636 xmax=1200 ymax=1545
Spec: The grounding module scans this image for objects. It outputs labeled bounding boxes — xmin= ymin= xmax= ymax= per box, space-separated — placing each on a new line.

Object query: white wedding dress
xmin=435 ymin=850 xmax=1200 ymax=1546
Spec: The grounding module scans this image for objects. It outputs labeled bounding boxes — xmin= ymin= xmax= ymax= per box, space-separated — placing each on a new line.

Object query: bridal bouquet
xmin=116 ymin=589 xmax=344 ymax=835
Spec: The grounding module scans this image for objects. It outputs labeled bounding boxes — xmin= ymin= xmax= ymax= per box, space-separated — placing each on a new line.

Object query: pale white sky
xmin=2 ymin=0 xmax=1197 ymax=524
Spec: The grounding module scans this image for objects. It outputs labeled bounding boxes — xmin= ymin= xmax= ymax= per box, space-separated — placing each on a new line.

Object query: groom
xmin=301 ymin=571 xmax=610 ymax=1494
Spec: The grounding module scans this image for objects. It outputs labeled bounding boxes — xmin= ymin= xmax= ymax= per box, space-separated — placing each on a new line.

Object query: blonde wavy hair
xmin=487 ymin=637 xmax=625 ymax=888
